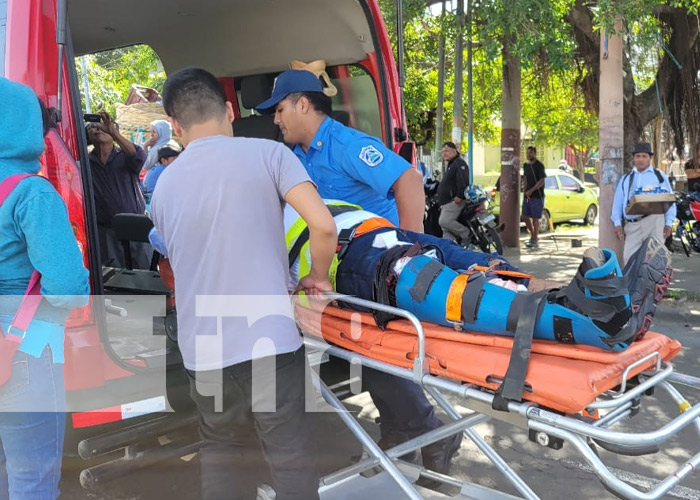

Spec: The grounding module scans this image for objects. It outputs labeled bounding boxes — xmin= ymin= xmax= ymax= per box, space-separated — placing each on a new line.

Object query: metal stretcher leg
xmin=318 ymin=378 xmax=424 ymax=500
xmin=424 ymin=387 xmax=541 ymax=500
xmin=659 ymin=381 xmax=700 ymax=441
xmin=321 ymin=412 xmax=490 ymax=487
xmin=534 ymin=423 xmax=700 ymax=500
xmin=302 ymin=294 xmax=700 ymax=499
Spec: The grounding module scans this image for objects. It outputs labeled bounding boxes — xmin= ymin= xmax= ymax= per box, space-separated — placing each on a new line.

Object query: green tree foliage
xmin=388 ymin=6 xmax=503 ymax=147
xmin=567 ymin=0 xmax=700 ymax=158
xmin=75 ymin=45 xmax=166 ymax=115
xmin=522 ymin=68 xmax=598 ymax=170
xmin=379 ymin=0 xmax=589 ymax=153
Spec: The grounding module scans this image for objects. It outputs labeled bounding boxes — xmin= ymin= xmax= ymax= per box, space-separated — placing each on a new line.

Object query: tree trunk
xmin=500 ymin=36 xmax=521 ymax=248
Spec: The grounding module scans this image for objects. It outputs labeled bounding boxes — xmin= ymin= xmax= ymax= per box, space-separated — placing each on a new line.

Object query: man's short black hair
xmin=157 ymin=145 xmax=181 ymax=162
xmin=527 ymin=146 xmax=537 ymax=153
xmin=287 ymin=91 xmax=332 ymax=117
xmin=163 ymin=68 xmax=227 ymax=129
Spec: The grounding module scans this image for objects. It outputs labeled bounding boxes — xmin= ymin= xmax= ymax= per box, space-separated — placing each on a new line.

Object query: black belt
xmin=626 ymin=214 xmax=650 ymax=224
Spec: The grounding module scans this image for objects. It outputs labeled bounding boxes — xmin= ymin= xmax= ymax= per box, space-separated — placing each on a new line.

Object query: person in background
xmin=86 ymin=111 xmax=149 ymax=268
xmin=558 ymin=159 xmax=573 ymax=175
xmin=257 ymin=69 xmax=461 ymax=476
xmin=0 ymin=78 xmax=90 ymax=500
xmin=437 ymin=141 xmax=471 ymax=243
xmin=142 ymin=119 xmax=174 ymax=171
xmin=522 ymin=146 xmax=547 ymax=249
xmin=143 ymin=144 xmax=180 ymax=195
xmin=684 ymin=144 xmax=700 ymax=193
xmin=612 ymin=142 xmax=676 ymax=264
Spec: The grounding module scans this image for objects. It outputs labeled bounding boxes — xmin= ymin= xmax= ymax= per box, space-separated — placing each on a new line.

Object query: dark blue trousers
xmin=336 ymin=228 xmax=518 ymax=437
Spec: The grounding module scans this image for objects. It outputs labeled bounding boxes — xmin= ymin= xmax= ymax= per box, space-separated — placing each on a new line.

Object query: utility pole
xmin=500 ymin=37 xmax=521 ymax=248
xmin=598 ymin=21 xmax=625 ymax=261
xmin=81 ymin=55 xmax=92 ymax=113
xmin=435 ymin=0 xmax=447 ymax=173
xmin=466 ymin=0 xmax=474 ymax=185
xmin=451 ymin=0 xmax=464 ymax=148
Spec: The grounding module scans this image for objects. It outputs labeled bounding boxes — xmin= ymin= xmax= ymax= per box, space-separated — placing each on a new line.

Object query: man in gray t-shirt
xmin=151 ymin=68 xmax=336 ymax=500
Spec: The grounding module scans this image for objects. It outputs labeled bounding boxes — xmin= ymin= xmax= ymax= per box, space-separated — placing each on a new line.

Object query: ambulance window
xmin=75 ymin=45 xmax=166 ymax=147
xmin=329 ymin=66 xmax=382 ymax=140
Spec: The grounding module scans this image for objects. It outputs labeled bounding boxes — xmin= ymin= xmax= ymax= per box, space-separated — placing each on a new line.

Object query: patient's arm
xmin=528 ymin=278 xmax=564 ymax=292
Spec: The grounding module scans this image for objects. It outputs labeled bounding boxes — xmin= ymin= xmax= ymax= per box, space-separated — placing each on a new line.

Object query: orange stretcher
xmin=296 ymin=303 xmax=682 ymax=414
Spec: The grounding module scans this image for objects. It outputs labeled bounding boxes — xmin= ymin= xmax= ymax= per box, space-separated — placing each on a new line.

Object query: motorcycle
xmin=423 ymin=177 xmax=504 ymax=255
xmin=673 ymin=191 xmax=700 ymax=256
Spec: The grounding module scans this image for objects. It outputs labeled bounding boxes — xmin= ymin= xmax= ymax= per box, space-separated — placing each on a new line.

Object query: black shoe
xmin=377 ymin=432 xmax=418 ymax=462
xmin=421 ymin=429 xmax=463 ymax=475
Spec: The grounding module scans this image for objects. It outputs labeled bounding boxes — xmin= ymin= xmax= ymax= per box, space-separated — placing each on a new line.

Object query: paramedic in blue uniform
xmin=612 ymin=142 xmax=676 ymax=265
xmin=257 ymin=69 xmax=462 ymax=473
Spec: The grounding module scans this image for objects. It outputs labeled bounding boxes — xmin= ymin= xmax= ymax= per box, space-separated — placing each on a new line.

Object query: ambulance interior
xmin=68 ymin=0 xmax=390 ymax=363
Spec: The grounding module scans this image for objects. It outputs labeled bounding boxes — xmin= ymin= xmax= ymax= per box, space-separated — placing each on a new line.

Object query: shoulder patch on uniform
xmin=359 ymin=145 xmax=384 ymax=167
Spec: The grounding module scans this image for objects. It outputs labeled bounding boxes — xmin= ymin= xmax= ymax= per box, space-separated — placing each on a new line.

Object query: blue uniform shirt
xmin=143 ymin=163 xmax=166 ymax=193
xmin=611 ymin=166 xmax=676 ymax=227
xmin=292 ymin=117 xmax=412 ymax=225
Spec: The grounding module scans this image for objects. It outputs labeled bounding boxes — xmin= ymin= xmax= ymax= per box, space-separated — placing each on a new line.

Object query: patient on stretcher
xmin=284 ymin=201 xmax=672 ymax=351
xmin=150 ymin=200 xmax=672 ymax=351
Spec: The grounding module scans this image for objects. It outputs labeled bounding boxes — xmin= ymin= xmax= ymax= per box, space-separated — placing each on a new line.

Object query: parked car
xmin=490 ymin=169 xmax=598 ymax=233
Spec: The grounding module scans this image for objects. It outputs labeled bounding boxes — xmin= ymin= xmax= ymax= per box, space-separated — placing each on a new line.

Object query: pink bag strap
xmin=0 ymin=174 xmax=44 ymax=342
xmin=0 ymin=174 xmax=33 ymax=202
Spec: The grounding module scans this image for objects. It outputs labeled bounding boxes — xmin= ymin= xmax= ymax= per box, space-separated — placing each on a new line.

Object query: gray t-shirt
xmin=151 ymin=135 xmax=311 ymax=370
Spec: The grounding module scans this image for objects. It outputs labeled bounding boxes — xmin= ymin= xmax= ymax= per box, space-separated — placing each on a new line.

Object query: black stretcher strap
xmin=563 ymin=280 xmax=622 ymax=323
xmin=460 ymin=273 xmax=486 ymax=324
xmin=505 ymin=293 xmax=528 ymax=335
xmin=288 ymin=204 xmax=359 ymax=268
xmin=492 ymin=290 xmax=548 ymax=412
xmin=373 ymin=243 xmax=425 ymax=329
xmin=409 ymin=259 xmax=444 ymax=303
xmin=600 ymin=320 xmax=637 ymax=347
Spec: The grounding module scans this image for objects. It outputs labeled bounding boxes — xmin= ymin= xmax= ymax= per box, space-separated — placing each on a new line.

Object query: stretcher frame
xmin=304 ymin=294 xmax=700 ymax=500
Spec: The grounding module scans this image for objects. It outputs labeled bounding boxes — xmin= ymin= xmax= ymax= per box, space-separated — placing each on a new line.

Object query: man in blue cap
xmin=258 ymin=69 xmax=462 ymax=474
xmin=256 ymin=69 xmax=424 ymax=231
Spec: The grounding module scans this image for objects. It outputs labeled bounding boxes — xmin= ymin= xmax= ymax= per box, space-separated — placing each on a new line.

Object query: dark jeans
xmin=336 ymin=228 xmax=513 ymax=440
xmin=363 ymin=368 xmax=442 ymax=437
xmin=187 ymin=347 xmax=319 ymax=500
xmin=336 ymin=227 xmax=516 ymax=305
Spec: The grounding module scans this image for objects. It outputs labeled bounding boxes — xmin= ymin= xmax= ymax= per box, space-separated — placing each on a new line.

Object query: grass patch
xmin=665 ymin=289 xmax=700 ymax=302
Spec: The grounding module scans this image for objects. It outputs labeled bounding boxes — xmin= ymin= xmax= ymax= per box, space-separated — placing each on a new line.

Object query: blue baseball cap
xmin=256 ymin=70 xmax=324 ymax=113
